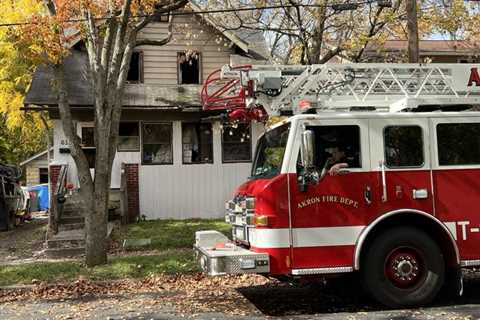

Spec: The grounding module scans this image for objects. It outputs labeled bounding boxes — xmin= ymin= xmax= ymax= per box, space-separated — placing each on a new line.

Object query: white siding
xmin=53 ymin=120 xmax=264 ymax=219
xmin=139 ymin=121 xmax=264 ymax=219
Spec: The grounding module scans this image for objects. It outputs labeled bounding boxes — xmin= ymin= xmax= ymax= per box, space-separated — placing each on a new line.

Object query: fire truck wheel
xmin=361 ymin=227 xmax=445 ymax=308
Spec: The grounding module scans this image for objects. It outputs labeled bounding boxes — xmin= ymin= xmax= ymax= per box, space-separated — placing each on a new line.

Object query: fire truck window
xmin=252 ymin=123 xmax=290 ymax=178
xmin=384 ymin=126 xmax=424 ymax=168
xmin=306 ymin=125 xmax=361 ymax=171
xmin=182 ymin=123 xmax=213 ymax=164
xmin=142 ymin=123 xmax=173 ymax=165
xmin=437 ymin=123 xmax=480 ymax=166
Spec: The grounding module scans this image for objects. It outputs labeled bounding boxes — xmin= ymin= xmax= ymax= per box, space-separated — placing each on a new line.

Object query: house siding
xmin=137 ymin=15 xmax=233 ymax=85
xmin=52 ymin=119 xmax=264 ymax=219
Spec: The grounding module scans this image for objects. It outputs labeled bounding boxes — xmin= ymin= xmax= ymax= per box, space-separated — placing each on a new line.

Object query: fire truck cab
xmin=195 ymin=63 xmax=480 ymax=307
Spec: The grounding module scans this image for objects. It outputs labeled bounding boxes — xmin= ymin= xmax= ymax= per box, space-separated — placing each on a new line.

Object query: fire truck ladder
xmin=201 ymin=63 xmax=480 ymax=120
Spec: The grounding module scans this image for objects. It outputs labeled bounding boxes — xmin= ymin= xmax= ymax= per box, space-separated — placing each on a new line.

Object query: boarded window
xmin=118 ymin=122 xmax=140 ymax=151
xmin=178 ymin=52 xmax=200 ymax=84
xmin=384 ymin=126 xmax=424 ymax=167
xmin=437 ymin=123 xmax=480 ymax=166
xmin=127 ymin=52 xmax=143 ymax=83
xmin=182 ymin=123 xmax=213 ymax=164
xmin=142 ymin=123 xmax=173 ymax=165
xmin=222 ymin=124 xmax=251 ymax=162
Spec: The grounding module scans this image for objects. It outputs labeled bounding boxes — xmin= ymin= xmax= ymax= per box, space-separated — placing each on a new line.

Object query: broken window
xmin=178 ymin=51 xmax=200 ymax=84
xmin=127 ymin=51 xmax=143 ymax=83
xmin=118 ymin=122 xmax=140 ymax=152
xmin=182 ymin=123 xmax=213 ymax=164
xmin=222 ymin=124 xmax=252 ymax=162
xmin=142 ymin=123 xmax=173 ymax=165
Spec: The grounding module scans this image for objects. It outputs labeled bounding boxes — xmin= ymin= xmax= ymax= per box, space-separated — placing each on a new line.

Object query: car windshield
xmin=251 ymin=123 xmax=290 ymax=179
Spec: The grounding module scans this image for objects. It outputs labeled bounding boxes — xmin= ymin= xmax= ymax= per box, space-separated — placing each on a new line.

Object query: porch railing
xmin=50 ymin=164 xmax=68 ymax=235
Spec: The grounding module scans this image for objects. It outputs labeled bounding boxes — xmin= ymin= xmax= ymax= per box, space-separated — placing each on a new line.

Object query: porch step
xmin=60 ymin=216 xmax=84 ymax=224
xmin=45 ymin=247 xmax=85 ymax=258
xmin=47 ymin=238 xmax=85 ymax=249
xmin=59 ymin=222 xmax=85 ymax=232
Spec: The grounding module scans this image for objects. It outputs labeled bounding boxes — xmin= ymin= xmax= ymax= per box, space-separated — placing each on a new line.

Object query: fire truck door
xmin=289 ymin=119 xmax=373 ymax=270
xmin=369 ymin=118 xmax=434 ymax=218
xmin=430 ymin=117 xmax=480 ymax=261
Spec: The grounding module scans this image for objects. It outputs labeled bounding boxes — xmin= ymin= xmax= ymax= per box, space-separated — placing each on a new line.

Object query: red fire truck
xmin=194 ymin=63 xmax=480 ymax=307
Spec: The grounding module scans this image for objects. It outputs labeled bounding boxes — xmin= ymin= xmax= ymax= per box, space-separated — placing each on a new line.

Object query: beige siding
xmin=137 ymin=15 xmax=233 ymax=86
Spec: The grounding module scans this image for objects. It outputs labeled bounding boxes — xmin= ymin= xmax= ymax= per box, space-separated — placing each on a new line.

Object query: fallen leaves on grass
xmin=0 ymin=273 xmax=273 ymax=316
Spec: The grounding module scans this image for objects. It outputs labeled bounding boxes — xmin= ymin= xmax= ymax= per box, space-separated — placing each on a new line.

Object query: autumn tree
xmin=18 ymin=0 xmax=188 ymax=266
xmin=199 ymin=0 xmax=405 ymax=64
xmin=0 ymin=0 xmax=49 ymax=165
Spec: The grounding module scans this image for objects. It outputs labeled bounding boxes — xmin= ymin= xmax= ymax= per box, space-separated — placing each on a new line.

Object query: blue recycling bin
xmin=28 ymin=184 xmax=49 ymax=211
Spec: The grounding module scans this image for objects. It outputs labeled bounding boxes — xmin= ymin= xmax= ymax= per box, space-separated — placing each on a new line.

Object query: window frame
xmin=181 ymin=122 xmax=214 ymax=165
xmin=117 ymin=121 xmax=140 ymax=152
xmin=126 ymin=51 xmax=144 ymax=84
xmin=177 ymin=51 xmax=202 ymax=85
xmin=383 ymin=124 xmax=425 ymax=169
xmin=141 ymin=122 xmax=174 ymax=166
xmin=221 ymin=124 xmax=252 ymax=163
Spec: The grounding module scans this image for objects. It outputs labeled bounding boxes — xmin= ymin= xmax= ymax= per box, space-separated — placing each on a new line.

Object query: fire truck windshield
xmin=251 ymin=123 xmax=290 ymax=179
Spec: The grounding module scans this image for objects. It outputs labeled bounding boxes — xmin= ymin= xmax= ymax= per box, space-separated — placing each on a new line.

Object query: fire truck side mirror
xmin=301 ymin=130 xmax=315 ymax=170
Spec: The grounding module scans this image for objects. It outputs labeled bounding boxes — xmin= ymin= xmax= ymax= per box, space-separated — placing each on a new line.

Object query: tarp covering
xmin=28 ymin=184 xmax=49 ymax=211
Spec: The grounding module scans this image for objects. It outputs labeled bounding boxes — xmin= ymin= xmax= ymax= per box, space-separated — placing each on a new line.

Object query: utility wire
xmin=0 ymin=1 xmax=387 ymax=28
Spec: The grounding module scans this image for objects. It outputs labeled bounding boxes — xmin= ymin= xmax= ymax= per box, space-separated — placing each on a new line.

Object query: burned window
xmin=437 ymin=123 xmax=480 ymax=166
xmin=384 ymin=126 xmax=424 ymax=168
xmin=178 ymin=52 xmax=200 ymax=84
xmin=182 ymin=123 xmax=213 ymax=164
xmin=118 ymin=122 xmax=140 ymax=152
xmin=81 ymin=127 xmax=94 ymax=147
xmin=154 ymin=12 xmax=169 ymax=22
xmin=127 ymin=52 xmax=143 ymax=83
xmin=222 ymin=124 xmax=251 ymax=163
xmin=142 ymin=123 xmax=173 ymax=165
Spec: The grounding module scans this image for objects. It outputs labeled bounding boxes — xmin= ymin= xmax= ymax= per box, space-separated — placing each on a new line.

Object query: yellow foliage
xmin=0 ymin=0 xmax=49 ymax=163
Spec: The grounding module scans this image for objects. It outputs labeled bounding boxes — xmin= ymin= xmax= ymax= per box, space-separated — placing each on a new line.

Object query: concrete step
xmin=61 ymin=209 xmax=83 ymax=218
xmin=47 ymin=238 xmax=85 ymax=249
xmin=59 ymin=222 xmax=84 ymax=232
xmin=45 ymin=247 xmax=85 ymax=258
xmin=59 ymin=216 xmax=84 ymax=224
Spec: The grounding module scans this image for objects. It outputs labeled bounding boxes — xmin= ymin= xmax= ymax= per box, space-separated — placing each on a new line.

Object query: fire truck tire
xmin=361 ymin=226 xmax=445 ymax=308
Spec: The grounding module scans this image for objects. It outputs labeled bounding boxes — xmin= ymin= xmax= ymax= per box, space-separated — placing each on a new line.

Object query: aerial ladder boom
xmin=201 ymin=63 xmax=480 ymax=122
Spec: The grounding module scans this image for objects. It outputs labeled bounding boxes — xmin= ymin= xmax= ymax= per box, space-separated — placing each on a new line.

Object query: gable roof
xmin=20 ymin=148 xmax=53 ymax=167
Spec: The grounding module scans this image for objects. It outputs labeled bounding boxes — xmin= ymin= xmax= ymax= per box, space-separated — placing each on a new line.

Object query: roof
xmin=20 ymin=148 xmax=53 ymax=167
xmin=188 ymin=2 xmax=269 ymax=60
xmin=365 ymin=40 xmax=480 ymax=56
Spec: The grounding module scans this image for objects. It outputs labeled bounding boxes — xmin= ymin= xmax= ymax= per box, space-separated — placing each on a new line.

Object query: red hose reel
xmin=201 ymin=65 xmax=268 ymax=123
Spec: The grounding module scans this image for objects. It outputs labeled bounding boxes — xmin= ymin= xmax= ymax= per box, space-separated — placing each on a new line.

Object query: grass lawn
xmin=0 ymin=219 xmax=230 ymax=286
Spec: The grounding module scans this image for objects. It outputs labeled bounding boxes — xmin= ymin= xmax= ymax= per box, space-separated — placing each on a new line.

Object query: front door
xmin=289 ymin=118 xmax=374 ymax=270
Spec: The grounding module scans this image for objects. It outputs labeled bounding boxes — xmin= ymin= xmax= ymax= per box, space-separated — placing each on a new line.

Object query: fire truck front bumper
xmin=194 ymin=230 xmax=270 ymax=276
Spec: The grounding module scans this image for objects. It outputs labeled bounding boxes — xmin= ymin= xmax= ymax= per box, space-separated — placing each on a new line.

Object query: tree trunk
xmin=84 ymin=188 xmax=108 ymax=266
xmin=406 ymin=0 xmax=419 ymax=63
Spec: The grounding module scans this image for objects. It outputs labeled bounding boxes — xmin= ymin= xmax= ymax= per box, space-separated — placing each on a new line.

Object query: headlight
xmin=240 ymin=197 xmax=255 ymax=210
